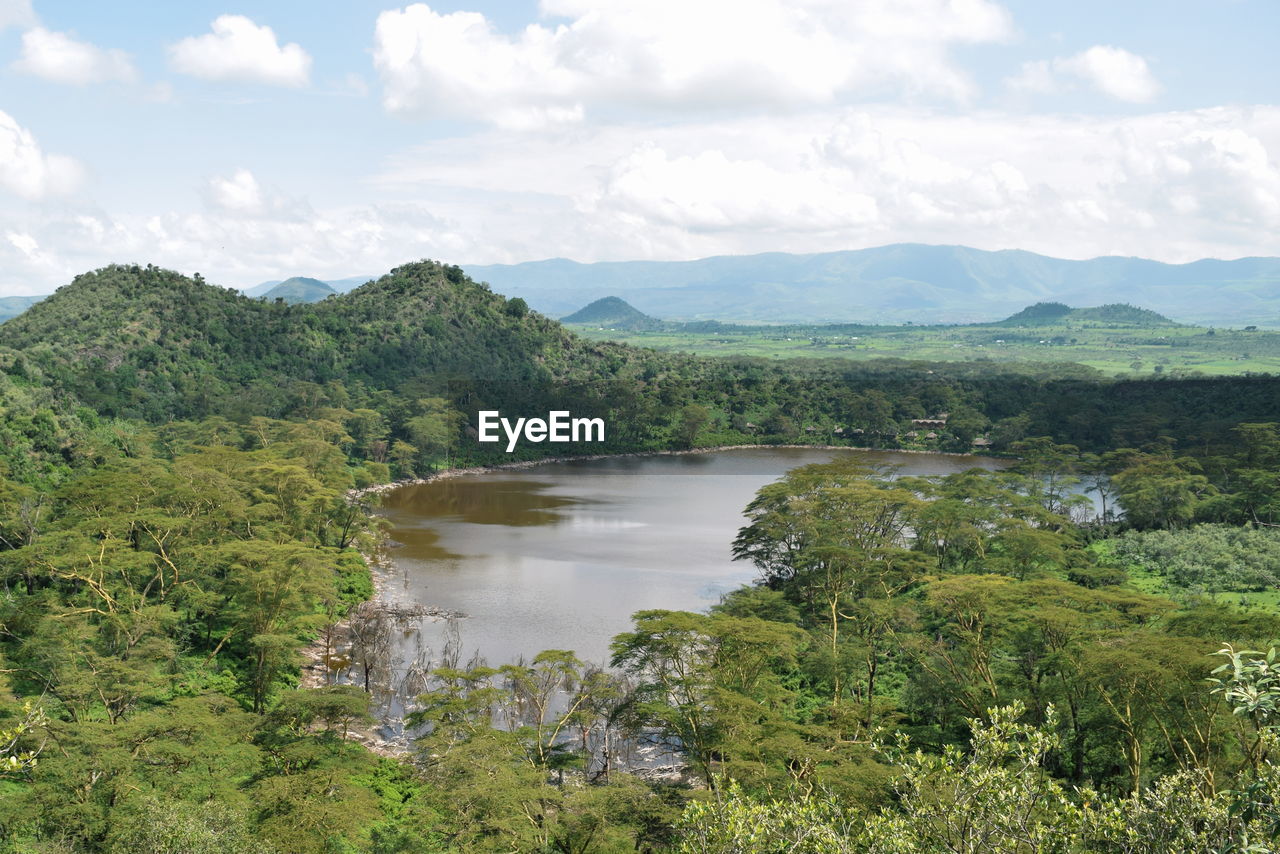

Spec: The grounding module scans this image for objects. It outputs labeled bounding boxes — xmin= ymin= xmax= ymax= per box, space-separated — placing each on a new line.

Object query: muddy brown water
xmin=375 ymin=447 xmax=1008 ymax=672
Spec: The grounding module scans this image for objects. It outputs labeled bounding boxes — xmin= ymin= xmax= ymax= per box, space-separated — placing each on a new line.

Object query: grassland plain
xmin=568 ymin=320 xmax=1280 ymax=376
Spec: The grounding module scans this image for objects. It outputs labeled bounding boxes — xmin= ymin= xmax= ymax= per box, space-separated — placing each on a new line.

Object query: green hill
xmin=7 ymin=260 xmax=1278 ymax=460
xmin=257 ymin=276 xmax=336 ymax=303
xmin=562 ymin=296 xmax=663 ymax=330
xmin=0 ymin=262 xmax=641 ymax=422
xmin=997 ymin=302 xmax=1175 ymax=327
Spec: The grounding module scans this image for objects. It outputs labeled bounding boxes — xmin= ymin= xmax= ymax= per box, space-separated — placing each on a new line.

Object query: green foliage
xmin=679 ymin=700 xmax=1280 ymax=853
xmin=7 ymin=262 xmax=1280 ymax=472
xmin=1114 ymin=524 xmax=1280 ymax=593
xmin=1113 ymin=457 xmax=1214 ymax=529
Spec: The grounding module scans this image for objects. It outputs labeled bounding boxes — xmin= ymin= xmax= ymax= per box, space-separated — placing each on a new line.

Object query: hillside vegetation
xmin=0 ymin=262 xmax=626 ymax=423
xmin=0 ymin=296 xmax=44 ymax=323
xmin=4 ymin=263 xmax=1280 ymax=469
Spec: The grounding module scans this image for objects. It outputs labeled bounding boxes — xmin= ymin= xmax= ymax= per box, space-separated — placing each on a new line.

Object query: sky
xmin=0 ymin=0 xmax=1277 ymax=295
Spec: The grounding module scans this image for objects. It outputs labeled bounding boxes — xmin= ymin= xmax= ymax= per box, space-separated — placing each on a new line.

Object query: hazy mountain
xmin=464 ymin=244 xmax=1280 ymax=327
xmin=561 ymin=296 xmax=663 ymax=330
xmin=245 ymin=275 xmax=373 ymax=298
xmin=256 ymin=277 xmax=337 ymax=304
xmin=0 ymin=295 xmax=46 ymax=323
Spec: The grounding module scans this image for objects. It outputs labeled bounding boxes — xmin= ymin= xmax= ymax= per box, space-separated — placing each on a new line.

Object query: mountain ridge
xmin=465 ymin=244 xmax=1280 ymax=327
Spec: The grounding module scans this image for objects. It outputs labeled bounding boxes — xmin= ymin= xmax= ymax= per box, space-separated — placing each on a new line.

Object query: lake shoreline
xmin=308 ymin=443 xmax=1002 ymax=753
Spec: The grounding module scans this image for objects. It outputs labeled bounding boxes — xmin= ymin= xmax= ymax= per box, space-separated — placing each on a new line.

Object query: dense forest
xmin=2 ymin=261 xmax=1280 ymax=852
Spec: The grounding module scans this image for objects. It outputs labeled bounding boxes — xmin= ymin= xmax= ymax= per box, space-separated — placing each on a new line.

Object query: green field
xmin=569 ymin=321 xmax=1280 ymax=376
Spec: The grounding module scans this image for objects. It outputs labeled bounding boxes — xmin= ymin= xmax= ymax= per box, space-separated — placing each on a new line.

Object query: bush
xmin=1113 ymin=524 xmax=1280 ymax=592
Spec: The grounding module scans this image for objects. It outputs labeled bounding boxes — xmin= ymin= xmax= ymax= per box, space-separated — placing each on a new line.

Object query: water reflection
xmin=387 ymin=477 xmax=585 ymax=527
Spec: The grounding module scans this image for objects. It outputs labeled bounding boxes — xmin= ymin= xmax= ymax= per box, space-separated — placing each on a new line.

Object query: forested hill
xmin=997 ymin=302 xmax=1174 ymax=326
xmin=0 ymin=262 xmax=651 ymax=422
xmin=7 ymin=260 xmax=1280 ymax=466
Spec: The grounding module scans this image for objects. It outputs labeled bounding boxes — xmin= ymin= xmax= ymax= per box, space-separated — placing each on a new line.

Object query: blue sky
xmin=0 ymin=0 xmax=1276 ymax=294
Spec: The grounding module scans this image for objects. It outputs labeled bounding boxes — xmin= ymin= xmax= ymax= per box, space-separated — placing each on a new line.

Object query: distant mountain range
xmin=468 ymin=244 xmax=1280 ymax=326
xmin=4 ymin=244 xmax=1276 ymax=328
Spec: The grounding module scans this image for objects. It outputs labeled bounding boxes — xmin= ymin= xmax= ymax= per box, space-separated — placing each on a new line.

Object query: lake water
xmin=376 ymin=447 xmax=1008 ymax=673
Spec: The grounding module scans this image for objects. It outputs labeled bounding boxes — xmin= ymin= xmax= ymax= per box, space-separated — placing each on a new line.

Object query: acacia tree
xmin=1113 ymin=457 xmax=1215 ymax=529
xmin=610 ymin=609 xmax=804 ymax=788
xmin=733 ymin=460 xmax=928 ymax=715
xmin=219 ymin=542 xmax=331 ymax=712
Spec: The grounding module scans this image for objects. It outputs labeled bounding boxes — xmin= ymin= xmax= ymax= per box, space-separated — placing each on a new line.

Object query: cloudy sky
xmin=0 ymin=0 xmax=1277 ymax=295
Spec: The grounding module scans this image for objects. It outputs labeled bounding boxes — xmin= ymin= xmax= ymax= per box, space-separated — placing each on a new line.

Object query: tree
xmin=610 ymin=609 xmax=804 ymax=788
xmin=219 ymin=542 xmax=331 ymax=711
xmin=1113 ymin=457 xmax=1215 ymax=529
xmin=404 ymin=397 xmax=461 ymax=470
xmin=677 ymin=404 xmax=711 ymax=449
xmin=346 ymin=600 xmax=394 ymax=693
xmin=733 ymin=460 xmax=927 ymax=714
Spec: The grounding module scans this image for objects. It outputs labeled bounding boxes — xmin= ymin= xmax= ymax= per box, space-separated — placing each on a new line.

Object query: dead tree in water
xmin=347 ymin=602 xmax=392 ymax=693
xmin=346 ymin=601 xmax=465 ymax=692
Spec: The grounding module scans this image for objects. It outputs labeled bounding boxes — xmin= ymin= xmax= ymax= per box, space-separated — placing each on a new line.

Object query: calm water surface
xmin=377 ymin=448 xmax=1007 ymax=671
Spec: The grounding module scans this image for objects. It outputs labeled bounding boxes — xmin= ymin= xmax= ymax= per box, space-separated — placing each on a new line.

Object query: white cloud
xmin=560 ymin=107 xmax=1280 ymax=262
xmin=818 ymin=113 xmax=1032 ymax=225
xmin=1058 ymin=46 xmax=1160 ymax=103
xmin=1004 ymin=60 xmax=1055 ymax=95
xmin=207 ymin=169 xmax=265 ymax=214
xmin=0 ymin=109 xmax=83 ymax=200
xmin=0 ymin=201 xmax=474 ymax=294
xmin=373 ymin=0 xmax=1013 ymax=128
xmin=204 ymin=168 xmax=318 ymax=222
xmin=7 ymin=231 xmax=40 ymax=259
xmin=13 ymin=27 xmax=139 ymax=85
xmin=3 ymin=107 xmax=1279 ymax=295
xmin=0 ymin=0 xmax=34 ymax=31
xmin=1114 ymin=124 xmax=1280 ymax=227
xmin=169 ymin=15 xmax=311 ymax=87
xmin=593 ymin=145 xmax=878 ymax=233
xmin=1007 ymin=45 xmax=1160 ymax=103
